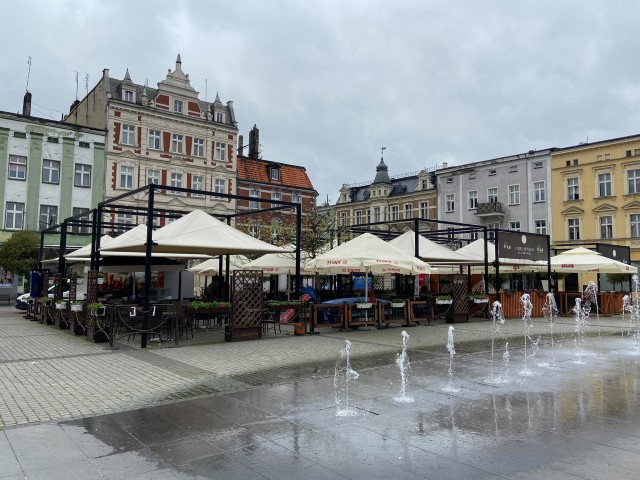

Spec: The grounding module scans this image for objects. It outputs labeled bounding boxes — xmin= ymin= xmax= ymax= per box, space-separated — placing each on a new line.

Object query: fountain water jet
xmin=541 ymin=292 xmax=559 ymax=368
xmin=442 ymin=326 xmax=459 ymax=392
xmin=485 ymin=301 xmax=505 ymax=384
xmin=501 ymin=341 xmax=511 ymax=383
xmin=393 ymin=331 xmax=414 ymax=403
xmin=519 ymin=293 xmax=535 ymax=376
xmin=335 ymin=339 xmax=359 ymax=416
xmin=583 ymin=281 xmax=604 ymax=358
xmin=573 ymin=298 xmax=587 ymax=364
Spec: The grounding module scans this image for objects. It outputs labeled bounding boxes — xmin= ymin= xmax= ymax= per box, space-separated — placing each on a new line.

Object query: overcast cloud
xmin=3 ymin=0 xmax=639 ymax=203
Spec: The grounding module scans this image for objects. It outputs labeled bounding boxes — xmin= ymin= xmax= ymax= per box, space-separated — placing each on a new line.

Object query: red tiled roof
xmin=237 ymin=156 xmax=315 ymax=191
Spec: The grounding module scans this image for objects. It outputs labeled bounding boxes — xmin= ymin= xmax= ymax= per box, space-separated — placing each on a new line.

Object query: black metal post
xmin=58 ymin=221 xmax=67 ymax=276
xmin=414 ymin=219 xmax=420 ymax=258
xmin=141 ymin=185 xmax=155 ymax=348
xmin=493 ymin=230 xmax=500 ymax=297
xmin=95 ymin=207 xmax=103 ymax=272
xmin=483 ymin=227 xmax=489 ymax=296
xmin=295 ymin=204 xmax=302 ymax=298
xmin=38 ymin=231 xmax=45 ymax=270
xmin=547 ymin=234 xmax=552 ymax=293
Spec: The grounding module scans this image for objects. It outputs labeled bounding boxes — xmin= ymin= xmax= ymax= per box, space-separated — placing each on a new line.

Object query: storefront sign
xmin=596 ymin=244 xmax=630 ymax=264
xmin=497 ymin=232 xmax=548 ymax=262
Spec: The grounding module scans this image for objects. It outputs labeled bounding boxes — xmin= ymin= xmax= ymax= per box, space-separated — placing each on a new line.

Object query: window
xmin=488 ymin=187 xmax=498 ymax=203
xmin=42 ymin=159 xmax=60 ymax=184
xmin=404 ymin=204 xmax=412 ymax=219
xmin=249 ymin=189 xmax=259 ymax=209
xmin=214 ymin=178 xmax=226 ymax=198
xmin=124 ymin=90 xmax=134 ymax=102
xmin=487 ymin=223 xmax=499 ymax=240
xmin=8 ymin=155 xmax=26 ymax=180
xmin=446 ymin=177 xmax=453 ymax=184
xmin=148 ymin=130 xmax=161 ymax=150
xmin=535 ymin=220 xmax=547 ymax=235
xmin=121 ymin=124 xmax=135 ymax=145
xmin=508 ymin=185 xmax=520 ymax=205
xmin=355 ymin=211 xmax=362 ymax=225
xmin=419 ymin=201 xmax=429 ymax=218
xmin=215 ymin=142 xmax=226 ymax=161
xmin=366 ymin=209 xmax=371 ymax=223
xmin=271 ymin=191 xmax=281 ymax=207
xmin=469 ymin=231 xmax=478 ymax=240
xmin=373 ymin=207 xmax=381 ymax=222
xmin=598 ymin=173 xmax=612 ymax=197
xmin=120 ymin=165 xmax=134 ymax=189
xmin=75 ymin=164 xmax=91 ymax=187
xmin=171 ymin=134 xmax=183 ymax=154
xmin=118 ymin=213 xmax=134 ymax=226
xmin=469 ymin=172 xmax=476 ymax=180
xmin=13 ymin=132 xmax=26 ymax=138
xmin=270 ymin=168 xmax=280 ymax=181
xmin=628 ymin=169 xmax=640 ymax=194
xmin=533 ymin=181 xmax=546 ymax=202
xmin=192 ymin=175 xmax=204 ymax=197
xmin=509 ymin=221 xmax=521 ymax=231
xmin=340 ymin=212 xmax=348 ymax=227
xmin=292 ymin=194 xmax=302 ymax=205
xmin=533 ymin=161 xmax=543 ymax=169
xmin=631 ymin=214 xmax=640 ymax=238
xmin=147 ymin=169 xmax=160 ymax=185
xmin=489 ymin=169 xmax=496 ymax=176
xmin=509 ymin=165 xmax=518 ymax=173
xmin=468 ymin=190 xmax=478 ymax=210
xmin=5 ymin=202 xmax=24 ymax=230
xmin=249 ymin=223 xmax=260 ymax=237
xmin=193 ymin=138 xmax=204 ymax=157
xmin=636 ymin=149 xmax=640 ymax=156
xmin=39 ymin=205 xmax=58 ymax=230
xmin=599 ymin=216 xmax=613 ymax=239
xmin=445 ymin=194 xmax=455 ymax=212
xmin=215 ymin=112 xmax=225 ymax=123
xmin=71 ymin=207 xmax=90 ymax=234
xmin=174 ymin=99 xmax=183 ymax=113
xmin=567 ymin=177 xmax=580 ymax=200
xmin=79 ymin=141 xmax=90 ymax=148
xmin=568 ymin=218 xmax=580 ymax=240
xmin=170 ymin=172 xmax=182 ymax=193
xmin=47 ymin=137 xmax=59 ymax=143
xmin=391 ymin=205 xmax=399 ymax=221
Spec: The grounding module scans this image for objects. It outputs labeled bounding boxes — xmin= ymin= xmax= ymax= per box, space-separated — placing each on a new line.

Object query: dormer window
xmin=174 ymin=99 xmax=183 ymax=113
xmin=215 ymin=111 xmax=225 ymax=123
xmin=124 ymin=90 xmax=134 ymax=102
xmin=270 ymin=167 xmax=280 ymax=181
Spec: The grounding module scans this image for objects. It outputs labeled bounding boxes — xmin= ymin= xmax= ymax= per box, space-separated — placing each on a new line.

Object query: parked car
xmin=15 ymin=281 xmax=70 ymax=310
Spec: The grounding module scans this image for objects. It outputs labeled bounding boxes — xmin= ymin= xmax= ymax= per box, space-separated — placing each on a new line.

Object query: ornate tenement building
xmin=328 ymin=157 xmax=438 ymax=238
xmin=64 ymin=55 xmax=238 ymax=226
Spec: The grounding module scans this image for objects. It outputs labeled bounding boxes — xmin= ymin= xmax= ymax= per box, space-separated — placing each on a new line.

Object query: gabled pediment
xmin=592 ymin=203 xmax=617 ymax=213
xmin=169 ymin=157 xmax=186 ymax=167
xmin=166 ymin=196 xmax=189 ymax=207
xmin=211 ymin=164 xmax=230 ymax=174
xmin=561 ymin=206 xmax=584 ymax=216
xmin=113 ymin=150 xmax=139 ymax=160
xmin=622 ymin=200 xmax=640 ymax=211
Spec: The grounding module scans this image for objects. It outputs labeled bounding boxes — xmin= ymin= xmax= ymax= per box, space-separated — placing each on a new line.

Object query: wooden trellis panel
xmin=228 ymin=270 xmax=263 ymax=342
xmin=451 ymin=274 xmax=469 ymax=323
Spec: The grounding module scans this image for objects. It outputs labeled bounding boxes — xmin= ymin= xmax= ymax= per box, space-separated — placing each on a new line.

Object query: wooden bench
xmin=0 ymin=293 xmax=11 ymax=304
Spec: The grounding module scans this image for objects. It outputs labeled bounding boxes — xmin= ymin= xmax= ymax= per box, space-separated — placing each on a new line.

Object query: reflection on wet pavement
xmin=2 ymin=335 xmax=639 ymax=479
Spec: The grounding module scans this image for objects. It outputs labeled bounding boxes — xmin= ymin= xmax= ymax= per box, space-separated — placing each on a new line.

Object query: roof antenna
xmin=74 ymin=71 xmax=79 ymax=100
xmin=85 ymin=73 xmax=89 ymax=96
xmin=25 ymin=56 xmax=32 ymax=92
xmin=381 ymin=146 xmax=386 ymax=161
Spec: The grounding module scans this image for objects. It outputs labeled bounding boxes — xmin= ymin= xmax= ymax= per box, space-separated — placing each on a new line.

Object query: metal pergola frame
xmin=40 ymin=183 xmax=303 ymax=348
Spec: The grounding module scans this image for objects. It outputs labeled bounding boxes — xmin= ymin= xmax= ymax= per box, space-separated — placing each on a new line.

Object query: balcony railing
xmin=475 ymin=201 xmax=505 ymax=217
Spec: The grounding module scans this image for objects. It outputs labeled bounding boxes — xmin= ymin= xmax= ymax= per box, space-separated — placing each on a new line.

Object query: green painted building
xmin=0 ymin=101 xmax=106 ymax=255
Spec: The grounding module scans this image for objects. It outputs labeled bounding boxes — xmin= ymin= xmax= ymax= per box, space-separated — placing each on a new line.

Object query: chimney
xmin=22 ymin=91 xmax=32 ymax=117
xmin=442 ymin=162 xmax=448 ymax=168
xmin=69 ymin=99 xmax=80 ymax=114
xmin=248 ymin=124 xmax=259 ymax=159
xmin=237 ymin=135 xmax=244 ymax=156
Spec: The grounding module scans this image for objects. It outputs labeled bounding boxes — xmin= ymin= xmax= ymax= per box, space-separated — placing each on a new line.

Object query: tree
xmin=0 ymin=231 xmax=40 ymax=277
xmin=605 ymin=273 xmax=630 ymax=292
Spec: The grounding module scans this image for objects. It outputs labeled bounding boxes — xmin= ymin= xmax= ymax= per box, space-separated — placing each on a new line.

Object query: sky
xmin=3 ymin=0 xmax=640 ymax=205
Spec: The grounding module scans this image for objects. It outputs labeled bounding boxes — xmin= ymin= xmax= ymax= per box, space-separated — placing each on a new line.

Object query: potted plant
xmin=355 ymin=300 xmax=372 ymax=309
xmin=55 ymin=299 xmax=67 ymax=310
xmin=390 ymin=298 xmax=405 ymax=308
xmin=97 ymin=273 xmax=106 ymax=285
xmin=436 ymin=295 xmax=453 ymax=305
xmin=71 ymin=301 xmax=83 ymax=312
xmin=88 ymin=302 xmax=106 ymax=316
xmin=470 ymin=294 xmax=489 ymax=304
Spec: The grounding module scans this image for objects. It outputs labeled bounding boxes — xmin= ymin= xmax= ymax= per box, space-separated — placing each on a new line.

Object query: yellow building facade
xmin=551 ymin=134 xmax=640 ymax=287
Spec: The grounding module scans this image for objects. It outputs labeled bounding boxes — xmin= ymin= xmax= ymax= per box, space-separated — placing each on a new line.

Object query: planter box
xmin=390 ymin=303 xmax=405 ymax=308
xmin=436 ymin=300 xmax=453 ymax=305
xmin=71 ymin=304 xmax=83 ymax=312
xmin=55 ymin=302 xmax=67 ymax=310
xmin=356 ymin=303 xmax=372 ymax=309
xmin=472 ymin=298 xmax=489 ymax=304
xmin=86 ymin=325 xmax=109 ymax=343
